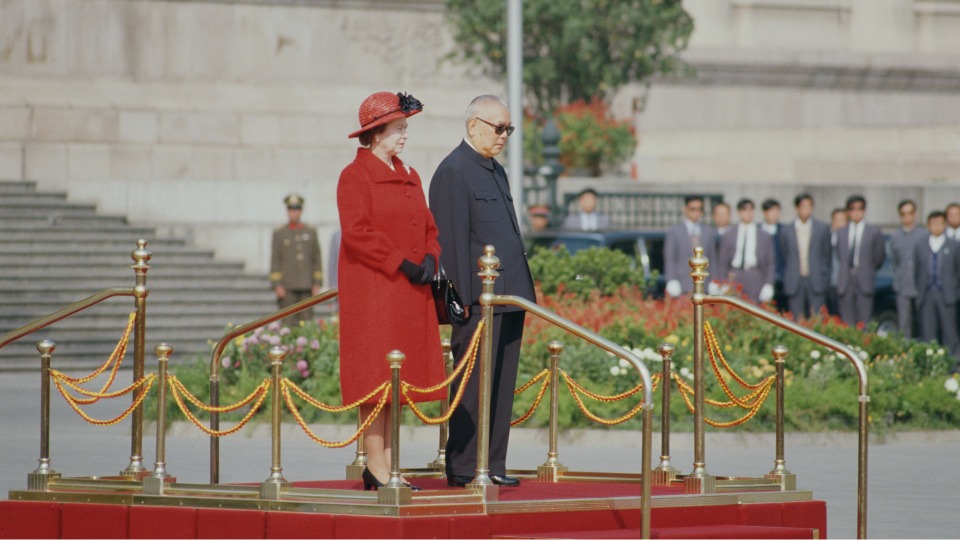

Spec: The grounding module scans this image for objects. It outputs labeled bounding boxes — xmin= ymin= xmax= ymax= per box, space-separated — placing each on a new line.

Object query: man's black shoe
xmin=491 ymin=475 xmax=520 ymax=487
xmin=446 ymin=475 xmax=474 ymax=488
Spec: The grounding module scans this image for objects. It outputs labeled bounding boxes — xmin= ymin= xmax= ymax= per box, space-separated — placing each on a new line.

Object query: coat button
xmin=406 ymin=191 xmax=412 ymax=197
xmin=412 ymin=220 xmax=418 ymax=225
xmin=413 ymin=248 xmax=419 ymax=254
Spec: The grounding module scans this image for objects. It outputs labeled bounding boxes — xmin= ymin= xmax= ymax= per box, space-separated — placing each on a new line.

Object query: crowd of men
xmin=665 ymin=194 xmax=960 ymax=367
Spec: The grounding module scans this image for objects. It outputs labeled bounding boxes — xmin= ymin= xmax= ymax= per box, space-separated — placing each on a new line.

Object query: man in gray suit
xmin=429 ymin=95 xmax=536 ymax=488
xmin=836 ymin=195 xmax=886 ymax=328
xmin=780 ymin=193 xmax=831 ymax=320
xmin=562 ymin=188 xmax=612 ymax=231
xmin=890 ymin=200 xmax=927 ymax=338
xmin=913 ymin=211 xmax=960 ymax=359
xmin=717 ymin=199 xmax=775 ymax=305
xmin=663 ymin=195 xmax=717 ymax=297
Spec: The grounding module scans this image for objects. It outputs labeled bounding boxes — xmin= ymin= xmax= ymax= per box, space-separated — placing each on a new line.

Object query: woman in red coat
xmin=338 ymin=92 xmax=446 ymax=490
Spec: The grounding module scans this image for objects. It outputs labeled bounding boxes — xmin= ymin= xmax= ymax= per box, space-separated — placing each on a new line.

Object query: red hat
xmin=348 ymin=92 xmax=423 ymax=139
xmin=528 ymin=205 xmax=550 ymax=217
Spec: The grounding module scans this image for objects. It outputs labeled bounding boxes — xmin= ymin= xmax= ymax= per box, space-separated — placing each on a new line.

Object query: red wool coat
xmin=337 ymin=148 xmax=446 ymax=405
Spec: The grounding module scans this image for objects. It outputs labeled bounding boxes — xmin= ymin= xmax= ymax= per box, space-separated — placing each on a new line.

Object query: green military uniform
xmin=270 ymin=194 xmax=323 ymax=326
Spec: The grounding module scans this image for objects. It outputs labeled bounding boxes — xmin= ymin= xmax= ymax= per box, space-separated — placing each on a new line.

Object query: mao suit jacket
xmin=428 ymin=140 xmax=536 ymax=311
xmin=779 ymin=219 xmax=832 ymax=296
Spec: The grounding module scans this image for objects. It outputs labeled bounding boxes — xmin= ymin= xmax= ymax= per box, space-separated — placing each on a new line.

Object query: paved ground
xmin=1 ymin=371 xmax=957 ymax=538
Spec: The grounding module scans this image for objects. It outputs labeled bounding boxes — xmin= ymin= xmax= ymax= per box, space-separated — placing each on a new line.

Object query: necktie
xmin=737 ymin=227 xmax=747 ymax=269
xmin=849 ymin=227 xmax=857 ymax=269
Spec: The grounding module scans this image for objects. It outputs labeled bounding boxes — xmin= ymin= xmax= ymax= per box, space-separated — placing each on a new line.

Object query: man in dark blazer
xmin=913 ymin=211 xmax=960 ymax=360
xmin=663 ymin=195 xmax=718 ymax=297
xmin=780 ymin=193 xmax=832 ymax=320
xmin=717 ymin=199 xmax=775 ymax=304
xmin=836 ymin=195 xmax=885 ymax=328
xmin=761 ymin=199 xmax=786 ymax=281
xmin=890 ymin=200 xmax=927 ymax=338
xmin=429 ymin=95 xmax=536 ymax=488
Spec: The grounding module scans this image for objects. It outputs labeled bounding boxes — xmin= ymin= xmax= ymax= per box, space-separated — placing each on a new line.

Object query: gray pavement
xmin=1 ymin=371 xmax=958 ymax=539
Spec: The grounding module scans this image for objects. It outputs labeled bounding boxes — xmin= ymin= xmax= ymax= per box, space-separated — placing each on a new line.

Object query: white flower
xmin=619 ymin=367 xmax=628 ymax=376
xmin=858 ymin=351 xmax=868 ymax=360
xmin=679 ymin=367 xmax=691 ymax=380
xmin=809 ymin=350 xmax=821 ymax=359
xmin=956 ymin=390 xmax=960 ymax=402
xmin=619 ymin=358 xmax=630 ymax=368
xmin=609 ymin=366 xmax=620 ymax=376
xmin=926 ymin=349 xmax=934 ymax=356
xmin=812 ymin=363 xmax=821 ymax=371
xmin=938 ymin=348 xmax=945 ymax=355
xmin=945 ymin=378 xmax=960 ymax=393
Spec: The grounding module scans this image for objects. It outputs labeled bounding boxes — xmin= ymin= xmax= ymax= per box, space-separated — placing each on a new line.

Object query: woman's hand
xmin=399 ymin=258 xmax=433 ymax=285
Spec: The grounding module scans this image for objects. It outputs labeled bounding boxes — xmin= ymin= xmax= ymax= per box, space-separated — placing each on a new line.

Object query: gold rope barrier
xmin=403 ymin=320 xmax=484 ymax=424
xmin=168 ymin=376 xmax=271 ymax=437
xmin=50 ymin=312 xmax=136 ymax=406
xmin=282 ymin=379 xmax=391 ymax=448
xmin=561 ymin=371 xmax=661 ymax=426
xmin=52 ymin=373 xmax=155 ymax=427
xmin=674 ymin=373 xmax=774 ymax=428
xmin=510 ymin=369 xmax=550 ymax=427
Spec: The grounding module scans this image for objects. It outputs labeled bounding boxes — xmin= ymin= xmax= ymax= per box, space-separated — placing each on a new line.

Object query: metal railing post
xmin=378 ymin=350 xmax=412 ymax=505
xmin=28 ymin=340 xmax=60 ymax=490
xmin=652 ymin=342 xmax=678 ymax=485
xmin=260 ymin=346 xmax=289 ymax=499
xmin=123 ymin=239 xmax=151 ymax=477
xmin=684 ymin=247 xmax=715 ymax=494
xmin=144 ymin=344 xmax=173 ymax=495
xmin=538 ymin=340 xmax=567 ymax=482
xmin=429 ymin=338 xmax=453 ymax=470
xmin=469 ymin=245 xmax=499 ymax=501
xmin=346 ymin=412 xmax=368 ymax=480
xmin=765 ymin=345 xmax=796 ymax=490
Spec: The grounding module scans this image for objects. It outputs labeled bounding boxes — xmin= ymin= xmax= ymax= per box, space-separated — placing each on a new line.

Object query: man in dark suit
xmin=914 ymin=211 xmax=960 ymax=360
xmin=836 ymin=195 xmax=885 ymax=328
xmin=663 ymin=195 xmax=717 ymax=297
xmin=562 ymin=188 xmax=612 ymax=231
xmin=890 ymin=200 xmax=927 ymax=338
xmin=761 ymin=199 xmax=785 ymax=281
xmin=780 ymin=193 xmax=832 ymax=320
xmin=429 ymin=95 xmax=536 ymax=488
xmin=717 ymin=199 xmax=775 ymax=304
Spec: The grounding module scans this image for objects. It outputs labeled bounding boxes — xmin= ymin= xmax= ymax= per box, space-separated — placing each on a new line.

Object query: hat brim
xmin=348 ymin=109 xmax=421 ymax=139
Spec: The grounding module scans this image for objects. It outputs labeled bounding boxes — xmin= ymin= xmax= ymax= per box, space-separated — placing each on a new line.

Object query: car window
xmin=550 ymin=238 xmax=604 ymax=254
xmin=608 ymin=240 xmax=638 ymax=258
xmin=645 ymin=238 xmax=665 ymax=275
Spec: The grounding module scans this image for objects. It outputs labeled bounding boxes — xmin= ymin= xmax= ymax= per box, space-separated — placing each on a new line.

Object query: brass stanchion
xmin=652 ymin=342 xmax=678 ymax=485
xmin=378 ymin=350 xmax=412 ymax=504
xmin=260 ymin=346 xmax=290 ymax=500
xmin=122 ymin=239 xmax=151 ymax=477
xmin=346 ymin=413 xmax=368 ymax=480
xmin=765 ymin=345 xmax=796 ymax=490
xmin=684 ymin=247 xmax=715 ymax=494
xmin=28 ymin=340 xmax=60 ymax=490
xmin=144 ymin=344 xmax=173 ymax=495
xmin=429 ymin=338 xmax=453 ymax=471
xmin=537 ymin=340 xmax=567 ymax=482
xmin=469 ymin=245 xmax=499 ymax=501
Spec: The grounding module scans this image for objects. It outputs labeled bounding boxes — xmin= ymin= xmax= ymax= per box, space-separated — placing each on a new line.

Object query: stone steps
xmin=0 ymin=180 xmax=280 ymax=369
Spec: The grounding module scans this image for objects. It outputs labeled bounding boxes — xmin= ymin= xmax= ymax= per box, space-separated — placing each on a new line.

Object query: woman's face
xmin=373 ymin=118 xmax=409 ymax=158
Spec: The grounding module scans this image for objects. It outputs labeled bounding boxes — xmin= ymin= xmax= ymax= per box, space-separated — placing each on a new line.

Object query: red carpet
xmin=0 ymin=481 xmax=826 ymax=539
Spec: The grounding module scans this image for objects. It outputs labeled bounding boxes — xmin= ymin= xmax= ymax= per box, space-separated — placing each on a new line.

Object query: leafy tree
xmin=444 ymin=0 xmax=694 ymax=115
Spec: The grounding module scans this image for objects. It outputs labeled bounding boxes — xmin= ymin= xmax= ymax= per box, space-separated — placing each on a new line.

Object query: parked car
xmin=524 ymin=230 xmax=666 ymax=298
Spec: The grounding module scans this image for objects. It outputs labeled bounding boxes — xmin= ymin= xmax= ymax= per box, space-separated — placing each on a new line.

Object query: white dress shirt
xmin=848 ymin=220 xmax=866 ymax=267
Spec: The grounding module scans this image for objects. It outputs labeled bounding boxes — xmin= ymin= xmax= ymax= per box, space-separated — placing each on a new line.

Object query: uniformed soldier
xmin=270 ymin=194 xmax=323 ymax=326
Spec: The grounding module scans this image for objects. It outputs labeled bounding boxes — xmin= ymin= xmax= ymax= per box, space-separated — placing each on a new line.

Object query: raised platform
xmin=1 ymin=473 xmax=826 ymax=539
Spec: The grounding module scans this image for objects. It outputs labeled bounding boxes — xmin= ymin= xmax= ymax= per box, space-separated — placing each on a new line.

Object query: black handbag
xmin=432 ymin=263 xmax=466 ymax=325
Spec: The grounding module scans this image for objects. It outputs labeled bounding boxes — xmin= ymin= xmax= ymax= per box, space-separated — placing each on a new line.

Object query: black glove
xmin=399 ymin=259 xmax=432 ymax=285
xmin=419 ymin=255 xmax=436 ymax=282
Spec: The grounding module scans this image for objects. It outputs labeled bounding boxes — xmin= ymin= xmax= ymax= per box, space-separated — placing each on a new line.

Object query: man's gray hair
xmin=465 ymin=95 xmax=508 ymax=129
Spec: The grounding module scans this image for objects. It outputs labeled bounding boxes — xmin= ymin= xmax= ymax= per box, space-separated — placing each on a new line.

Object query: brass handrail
xmin=0 ymin=287 xmax=135 ymax=351
xmin=478 ymin=244 xmax=654 ymax=539
xmin=694 ymin=293 xmax=869 ymax=539
xmin=207 ymin=288 xmax=339 ymax=484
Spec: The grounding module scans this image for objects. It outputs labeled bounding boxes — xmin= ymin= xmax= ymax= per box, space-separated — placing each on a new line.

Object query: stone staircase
xmin=0 ymin=180 xmax=278 ymax=370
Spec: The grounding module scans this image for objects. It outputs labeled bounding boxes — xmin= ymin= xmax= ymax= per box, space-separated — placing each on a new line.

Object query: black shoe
xmin=446 ymin=474 xmax=474 ymax=488
xmin=362 ymin=468 xmax=384 ymax=491
xmin=491 ymin=475 xmax=520 ymax=487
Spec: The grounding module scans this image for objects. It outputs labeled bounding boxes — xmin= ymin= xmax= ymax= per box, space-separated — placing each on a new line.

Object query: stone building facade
xmin=2 ymin=0 xmax=959 ymax=273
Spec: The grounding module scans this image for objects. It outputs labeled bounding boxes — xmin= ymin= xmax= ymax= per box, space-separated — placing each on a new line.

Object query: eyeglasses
xmin=474 ymin=117 xmax=515 ymax=136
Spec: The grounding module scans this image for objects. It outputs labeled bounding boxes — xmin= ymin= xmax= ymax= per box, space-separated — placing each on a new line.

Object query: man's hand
xmin=759 ymin=284 xmax=774 ymax=303
xmin=311 ymin=284 xmax=321 ymax=296
xmin=665 ymin=280 xmax=682 ymax=298
xmin=274 ymin=286 xmax=287 ymax=299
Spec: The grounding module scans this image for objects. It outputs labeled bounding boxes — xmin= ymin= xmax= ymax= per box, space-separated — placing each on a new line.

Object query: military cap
xmin=284 ymin=194 xmax=304 ymax=209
